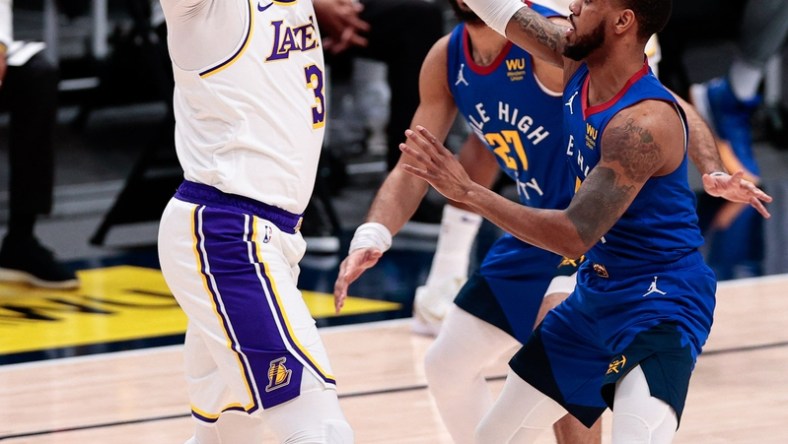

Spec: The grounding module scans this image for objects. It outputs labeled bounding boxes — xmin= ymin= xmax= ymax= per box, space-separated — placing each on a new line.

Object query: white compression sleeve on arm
xmin=463 ymin=0 xmax=528 ymax=36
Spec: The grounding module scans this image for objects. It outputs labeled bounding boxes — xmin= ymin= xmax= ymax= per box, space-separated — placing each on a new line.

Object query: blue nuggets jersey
xmin=446 ymin=4 xmax=579 ymax=342
xmin=446 ymin=3 xmax=572 ymax=211
xmin=563 ymin=61 xmax=705 ymax=269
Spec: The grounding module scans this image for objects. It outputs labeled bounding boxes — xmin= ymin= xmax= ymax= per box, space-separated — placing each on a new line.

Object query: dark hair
xmin=447 ymin=0 xmax=483 ymax=24
xmin=618 ymin=0 xmax=672 ymax=41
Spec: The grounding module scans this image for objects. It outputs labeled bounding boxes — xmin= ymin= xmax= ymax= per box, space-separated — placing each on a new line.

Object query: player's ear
xmin=613 ymin=9 xmax=636 ymax=36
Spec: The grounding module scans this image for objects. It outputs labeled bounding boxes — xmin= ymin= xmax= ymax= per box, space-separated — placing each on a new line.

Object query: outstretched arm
xmin=333 ymin=36 xmax=458 ymax=312
xmin=673 ymin=93 xmax=772 ymax=218
xmin=399 ymin=101 xmax=678 ymax=259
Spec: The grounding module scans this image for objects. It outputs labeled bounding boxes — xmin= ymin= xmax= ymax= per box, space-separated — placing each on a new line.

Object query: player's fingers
xmin=405 ymin=128 xmax=444 ymax=163
xmin=405 ymin=128 xmax=431 ymax=150
xmin=400 ymin=141 xmax=432 ymax=166
xmin=351 ymin=1 xmax=365 ymax=13
xmin=415 ymin=125 xmax=440 ymax=146
xmin=334 ymin=260 xmax=351 ymax=296
xmin=400 ymin=163 xmax=434 ymax=184
xmin=348 ymin=33 xmax=368 ymax=48
xmin=348 ymin=15 xmax=371 ymax=33
xmin=750 ymin=197 xmax=771 ymax=219
xmin=333 ymin=28 xmax=357 ymax=53
xmin=334 ymin=293 xmax=345 ymax=313
xmin=334 ymin=275 xmax=350 ymax=313
xmin=400 ymin=144 xmax=440 ymax=182
xmin=741 ymin=181 xmax=773 ymax=202
xmin=414 ymin=125 xmax=451 ymax=158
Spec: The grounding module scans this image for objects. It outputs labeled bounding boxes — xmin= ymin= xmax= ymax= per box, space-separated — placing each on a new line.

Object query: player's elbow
xmin=556 ymin=240 xmax=590 ymax=260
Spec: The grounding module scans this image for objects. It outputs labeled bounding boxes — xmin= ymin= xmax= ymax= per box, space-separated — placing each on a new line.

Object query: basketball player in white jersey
xmin=157 ymin=1 xmax=352 ymax=443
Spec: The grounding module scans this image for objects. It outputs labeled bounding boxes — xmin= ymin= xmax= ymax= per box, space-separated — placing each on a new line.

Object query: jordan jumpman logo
xmin=643 ymin=276 xmax=667 ymax=297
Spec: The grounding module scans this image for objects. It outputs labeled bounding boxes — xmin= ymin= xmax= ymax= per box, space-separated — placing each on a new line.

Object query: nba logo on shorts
xmin=265 ymin=357 xmax=292 ymax=392
xmin=263 ymin=224 xmax=273 ymax=243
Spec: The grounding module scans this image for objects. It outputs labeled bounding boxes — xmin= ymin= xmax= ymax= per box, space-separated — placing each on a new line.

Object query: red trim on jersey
xmin=462 ymin=26 xmax=513 ymax=75
xmin=582 ymin=59 xmax=650 ymax=119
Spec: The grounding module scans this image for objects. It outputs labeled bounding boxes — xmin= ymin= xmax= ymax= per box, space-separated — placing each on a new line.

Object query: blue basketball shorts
xmin=509 ymin=251 xmax=716 ymax=427
xmin=455 ymin=234 xmax=580 ymax=343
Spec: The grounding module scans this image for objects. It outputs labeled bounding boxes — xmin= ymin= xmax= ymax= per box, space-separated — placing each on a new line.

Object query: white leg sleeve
xmin=423 ymin=205 xmax=482 ymax=287
xmin=186 ymin=369 xmax=351 ymax=443
xmin=475 ymin=369 xmax=566 ymax=443
xmin=262 ymin=373 xmax=353 ymax=444
xmin=424 ymin=305 xmax=520 ymax=444
xmin=612 ymin=365 xmax=678 ymax=444
xmin=413 ymin=206 xmax=482 ymax=335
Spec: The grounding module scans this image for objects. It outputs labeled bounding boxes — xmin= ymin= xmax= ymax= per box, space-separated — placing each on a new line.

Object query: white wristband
xmin=464 ymin=0 xmax=528 ymax=36
xmin=349 ymin=222 xmax=393 ymax=253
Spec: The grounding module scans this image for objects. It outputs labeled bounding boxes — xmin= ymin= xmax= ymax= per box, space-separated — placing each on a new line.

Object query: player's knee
xmin=423 ymin=342 xmax=444 ymax=380
xmin=612 ymin=409 xmax=677 ymax=444
xmin=323 ymin=419 xmax=354 ymax=444
xmin=474 ymin=414 xmax=499 ymax=444
xmin=424 ymin=339 xmax=456 ymax=385
xmin=612 ymin=413 xmax=651 ymax=444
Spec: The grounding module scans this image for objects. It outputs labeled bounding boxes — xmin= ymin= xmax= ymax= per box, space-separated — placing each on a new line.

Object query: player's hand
xmin=702 ymin=171 xmax=772 ymax=219
xmin=313 ymin=0 xmax=370 ymax=54
xmin=400 ymin=125 xmax=475 ymax=204
xmin=333 ymin=247 xmax=383 ymax=313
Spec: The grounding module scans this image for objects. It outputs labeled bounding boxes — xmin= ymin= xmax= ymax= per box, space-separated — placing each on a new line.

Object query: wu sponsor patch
xmin=505 ymin=58 xmax=526 ymax=82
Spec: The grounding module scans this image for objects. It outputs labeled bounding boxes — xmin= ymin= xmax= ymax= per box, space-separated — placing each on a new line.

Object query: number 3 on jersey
xmin=304 ymin=64 xmax=325 ymax=129
xmin=486 ymin=130 xmax=528 ymax=172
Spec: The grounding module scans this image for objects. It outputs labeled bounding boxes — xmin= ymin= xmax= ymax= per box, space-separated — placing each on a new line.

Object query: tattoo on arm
xmin=566 ymin=167 xmax=635 ymax=245
xmin=565 ymin=116 xmax=661 ymax=246
xmin=603 ymin=118 xmax=662 ymax=182
xmin=512 ymin=8 xmax=563 ymax=53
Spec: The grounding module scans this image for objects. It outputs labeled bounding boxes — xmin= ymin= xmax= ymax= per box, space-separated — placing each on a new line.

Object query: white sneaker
xmin=411 ymin=276 xmax=466 ymax=337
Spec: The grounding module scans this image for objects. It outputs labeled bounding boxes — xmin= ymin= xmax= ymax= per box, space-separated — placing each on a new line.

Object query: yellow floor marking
xmin=0 ymin=266 xmax=400 ymax=355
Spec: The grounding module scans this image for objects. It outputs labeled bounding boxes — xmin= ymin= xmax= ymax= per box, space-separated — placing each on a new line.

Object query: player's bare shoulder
xmin=418 ymin=34 xmax=453 ymax=97
xmin=601 ymin=100 xmax=684 ymax=182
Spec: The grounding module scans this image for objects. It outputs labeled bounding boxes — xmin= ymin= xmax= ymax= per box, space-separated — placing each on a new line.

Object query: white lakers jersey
xmin=169 ymin=0 xmax=326 ymax=214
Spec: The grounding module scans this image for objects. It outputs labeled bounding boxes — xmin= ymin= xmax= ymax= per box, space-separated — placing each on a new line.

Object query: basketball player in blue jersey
xmin=157 ymin=1 xmax=352 ymax=443
xmin=398 ymin=0 xmax=773 ymax=442
xmin=334 ymin=1 xmax=623 ymax=442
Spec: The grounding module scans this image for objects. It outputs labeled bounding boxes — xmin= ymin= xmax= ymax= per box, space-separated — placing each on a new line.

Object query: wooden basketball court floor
xmin=1 ymin=273 xmax=787 ymax=443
